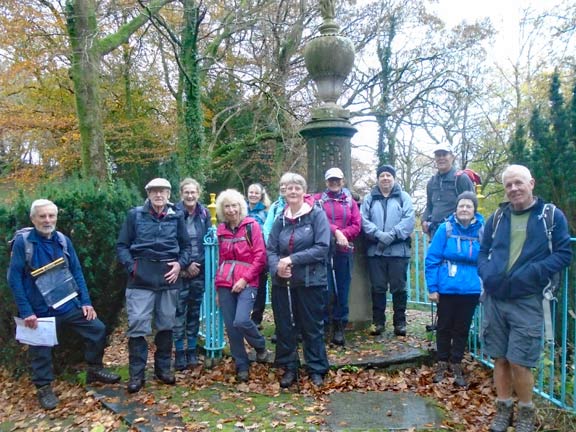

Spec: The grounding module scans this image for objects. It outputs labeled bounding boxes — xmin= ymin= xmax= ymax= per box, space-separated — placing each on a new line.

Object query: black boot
xmin=154 ymin=330 xmax=175 ymax=385
xmin=392 ymin=291 xmax=407 ymax=336
xmin=127 ymin=336 xmax=147 ymax=393
xmin=174 ymin=350 xmax=187 ymax=371
xmin=331 ymin=321 xmax=345 ymax=346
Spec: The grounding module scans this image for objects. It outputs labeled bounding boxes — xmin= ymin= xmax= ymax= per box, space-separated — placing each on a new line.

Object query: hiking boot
xmin=174 ymin=350 xmax=187 ymax=371
xmin=433 ymin=361 xmax=449 ymax=383
xmin=186 ymin=350 xmax=198 ymax=368
xmin=369 ymin=324 xmax=384 ymax=336
xmin=37 ymin=385 xmax=59 ymax=410
xmin=515 ymin=404 xmax=536 ymax=432
xmin=331 ymin=322 xmax=345 ymax=346
xmin=86 ymin=367 xmax=121 ymax=384
xmin=489 ymin=400 xmax=514 ymax=432
xmin=237 ymin=370 xmax=249 ymax=383
xmin=451 ymin=363 xmax=467 ymax=387
xmin=155 ymin=371 xmax=176 ymax=385
xmin=310 ymin=373 xmax=323 ymax=386
xmin=280 ymin=370 xmax=297 ymax=388
xmin=256 ymin=348 xmax=270 ymax=363
xmin=394 ymin=323 xmax=407 ymax=336
xmin=127 ymin=377 xmax=145 ymax=393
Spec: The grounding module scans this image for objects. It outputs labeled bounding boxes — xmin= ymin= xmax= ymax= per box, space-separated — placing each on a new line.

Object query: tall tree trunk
xmin=64 ymin=0 xmax=174 ymax=180
xmin=65 ymin=0 xmax=107 ymax=179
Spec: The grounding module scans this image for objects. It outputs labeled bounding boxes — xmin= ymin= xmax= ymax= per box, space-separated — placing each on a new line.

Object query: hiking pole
xmin=286 ymin=275 xmax=300 ymax=391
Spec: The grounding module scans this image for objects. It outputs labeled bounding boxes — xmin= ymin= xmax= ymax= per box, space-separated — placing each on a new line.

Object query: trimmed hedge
xmin=0 ymin=178 xmax=142 ymax=373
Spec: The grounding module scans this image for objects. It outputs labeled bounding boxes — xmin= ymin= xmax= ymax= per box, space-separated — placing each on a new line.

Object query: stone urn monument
xmin=300 ymin=0 xmax=357 ymax=193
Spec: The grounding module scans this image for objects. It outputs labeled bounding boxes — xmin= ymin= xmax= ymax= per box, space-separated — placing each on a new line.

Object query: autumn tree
xmin=64 ymin=0 xmax=175 ymax=179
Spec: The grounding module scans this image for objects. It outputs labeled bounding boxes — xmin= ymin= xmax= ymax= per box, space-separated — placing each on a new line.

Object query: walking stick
xmin=286 ymin=275 xmax=300 ymax=391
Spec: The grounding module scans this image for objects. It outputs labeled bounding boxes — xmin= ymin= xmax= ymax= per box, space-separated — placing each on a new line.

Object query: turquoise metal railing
xmin=198 ymin=226 xmax=225 ymax=360
xmin=468 ymin=239 xmax=576 ymax=412
xmin=198 ymin=227 xmax=576 ymax=413
xmin=409 ymin=231 xmax=576 ymax=413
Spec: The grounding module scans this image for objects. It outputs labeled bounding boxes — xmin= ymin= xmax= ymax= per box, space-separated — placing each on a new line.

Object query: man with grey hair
xmin=478 ymin=165 xmax=572 ymax=432
xmin=423 ymin=143 xmax=475 ymax=238
xmin=8 ymin=199 xmax=120 ymax=410
xmin=117 ymin=178 xmax=192 ymax=393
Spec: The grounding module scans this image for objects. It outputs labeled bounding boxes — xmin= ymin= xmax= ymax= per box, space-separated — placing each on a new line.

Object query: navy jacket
xmin=478 ymin=199 xmax=572 ymax=299
xmin=267 ymin=195 xmax=330 ymax=287
xmin=8 ymin=229 xmax=92 ymax=318
xmin=117 ymin=200 xmax=192 ymax=282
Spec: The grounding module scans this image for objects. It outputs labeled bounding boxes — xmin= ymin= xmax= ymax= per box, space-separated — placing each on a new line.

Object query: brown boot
xmin=451 ymin=363 xmax=467 ymax=387
xmin=489 ymin=400 xmax=514 ymax=432
xmin=433 ymin=361 xmax=448 ymax=383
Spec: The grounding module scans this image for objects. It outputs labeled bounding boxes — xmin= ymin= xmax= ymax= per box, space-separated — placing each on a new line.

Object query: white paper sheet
xmin=14 ymin=317 xmax=58 ymax=346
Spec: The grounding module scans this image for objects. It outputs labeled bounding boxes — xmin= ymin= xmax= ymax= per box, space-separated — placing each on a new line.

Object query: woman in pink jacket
xmin=215 ymin=189 xmax=268 ymax=382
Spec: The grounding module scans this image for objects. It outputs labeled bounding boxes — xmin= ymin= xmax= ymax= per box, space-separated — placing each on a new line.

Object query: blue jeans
xmin=218 ymin=286 xmax=266 ymax=372
xmin=325 ymin=252 xmax=352 ymax=324
xmin=29 ymin=306 xmax=107 ymax=387
xmin=173 ymin=277 xmax=205 ymax=352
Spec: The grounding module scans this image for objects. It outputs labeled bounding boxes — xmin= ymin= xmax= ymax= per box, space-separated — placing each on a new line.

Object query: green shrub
xmin=0 ymin=178 xmax=141 ymax=373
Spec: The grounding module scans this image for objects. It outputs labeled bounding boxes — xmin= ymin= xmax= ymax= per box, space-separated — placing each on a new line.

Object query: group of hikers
xmin=7 ymin=143 xmax=572 ymax=432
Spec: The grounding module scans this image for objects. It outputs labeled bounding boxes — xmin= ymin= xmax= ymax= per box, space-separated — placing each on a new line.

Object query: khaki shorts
xmin=481 ymin=294 xmax=543 ymax=368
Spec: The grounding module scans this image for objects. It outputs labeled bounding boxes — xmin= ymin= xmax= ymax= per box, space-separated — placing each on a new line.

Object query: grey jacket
xmin=361 ymin=183 xmax=415 ymax=258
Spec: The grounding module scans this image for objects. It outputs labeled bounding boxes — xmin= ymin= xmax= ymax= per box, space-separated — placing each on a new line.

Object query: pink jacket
xmin=215 ymin=216 xmax=266 ymax=289
xmin=314 ymin=189 xmax=361 ymax=242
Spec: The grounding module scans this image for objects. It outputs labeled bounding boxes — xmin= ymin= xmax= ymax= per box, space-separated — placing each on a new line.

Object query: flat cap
xmin=145 ymin=178 xmax=171 ymax=190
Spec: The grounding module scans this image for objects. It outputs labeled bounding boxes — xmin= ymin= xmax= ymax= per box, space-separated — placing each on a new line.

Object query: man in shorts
xmin=478 ymin=165 xmax=572 ymax=432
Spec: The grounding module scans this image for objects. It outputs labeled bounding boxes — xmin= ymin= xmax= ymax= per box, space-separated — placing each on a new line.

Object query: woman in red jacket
xmin=215 ymin=189 xmax=269 ymax=382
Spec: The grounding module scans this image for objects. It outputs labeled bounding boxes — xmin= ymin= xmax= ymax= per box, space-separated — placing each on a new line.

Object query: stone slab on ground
xmin=326 ymin=391 xmax=443 ymax=431
xmin=89 ymin=385 xmax=185 ymax=431
xmin=330 ymin=346 xmax=430 ymax=370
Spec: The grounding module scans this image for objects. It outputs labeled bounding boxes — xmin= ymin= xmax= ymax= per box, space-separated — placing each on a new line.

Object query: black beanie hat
xmin=376 ymin=165 xmax=396 ymax=178
xmin=457 ymin=191 xmax=478 ymax=212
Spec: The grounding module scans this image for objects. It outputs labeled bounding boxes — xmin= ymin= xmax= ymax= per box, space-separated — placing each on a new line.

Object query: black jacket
xmin=117 ymin=200 xmax=192 ymax=289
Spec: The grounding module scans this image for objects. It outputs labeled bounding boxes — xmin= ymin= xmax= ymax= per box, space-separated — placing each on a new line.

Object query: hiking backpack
xmin=456 ymin=168 xmax=482 ymax=187
xmin=444 ymin=220 xmax=483 ymax=254
xmin=8 ymin=227 xmax=69 ymax=268
xmin=491 ymin=202 xmax=559 ymax=292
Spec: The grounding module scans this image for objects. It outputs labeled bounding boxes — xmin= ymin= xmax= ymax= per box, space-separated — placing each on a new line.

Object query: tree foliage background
xmin=0 ymin=0 xmax=574 ymax=200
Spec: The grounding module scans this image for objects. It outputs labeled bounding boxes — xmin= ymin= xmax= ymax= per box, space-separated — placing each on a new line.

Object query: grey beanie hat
xmin=457 ymin=191 xmax=478 ymax=212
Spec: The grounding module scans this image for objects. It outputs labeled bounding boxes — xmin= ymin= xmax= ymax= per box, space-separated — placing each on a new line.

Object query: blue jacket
xmin=425 ymin=213 xmax=484 ymax=295
xmin=478 ymin=199 xmax=572 ymax=299
xmin=248 ymin=201 xmax=267 ymax=227
xmin=8 ymin=229 xmax=92 ymax=318
xmin=263 ymin=196 xmax=285 ymax=242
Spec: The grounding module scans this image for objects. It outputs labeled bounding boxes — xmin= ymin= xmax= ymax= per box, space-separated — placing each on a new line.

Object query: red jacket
xmin=215 ymin=216 xmax=266 ymax=289
xmin=314 ymin=189 xmax=361 ymax=242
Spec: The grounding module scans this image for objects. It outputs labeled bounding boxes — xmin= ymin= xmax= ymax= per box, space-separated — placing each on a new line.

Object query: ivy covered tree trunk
xmin=376 ymin=14 xmax=397 ymax=166
xmin=179 ymin=0 xmax=206 ymax=181
xmin=64 ymin=0 xmax=174 ymax=180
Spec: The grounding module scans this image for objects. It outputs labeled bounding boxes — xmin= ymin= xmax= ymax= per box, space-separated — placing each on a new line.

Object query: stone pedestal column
xmin=300 ymin=2 xmax=371 ymax=325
